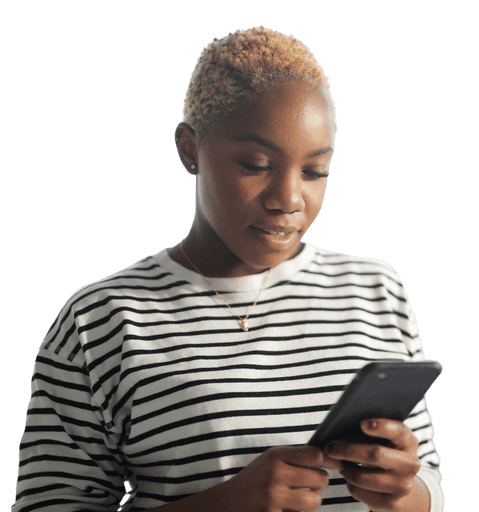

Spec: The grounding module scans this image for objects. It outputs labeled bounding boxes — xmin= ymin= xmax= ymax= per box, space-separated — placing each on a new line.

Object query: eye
xmin=237 ymin=158 xmax=271 ymax=173
xmin=302 ymin=169 xmax=329 ymax=180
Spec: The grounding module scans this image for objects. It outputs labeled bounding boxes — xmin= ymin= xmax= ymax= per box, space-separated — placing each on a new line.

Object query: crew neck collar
xmin=153 ymin=244 xmax=315 ymax=293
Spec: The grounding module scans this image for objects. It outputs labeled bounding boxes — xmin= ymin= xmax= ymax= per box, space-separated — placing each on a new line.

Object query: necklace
xmin=179 ymin=241 xmax=273 ymax=332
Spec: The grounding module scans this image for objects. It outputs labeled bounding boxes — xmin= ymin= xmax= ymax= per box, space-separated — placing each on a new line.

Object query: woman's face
xmin=187 ymin=82 xmax=335 ymax=277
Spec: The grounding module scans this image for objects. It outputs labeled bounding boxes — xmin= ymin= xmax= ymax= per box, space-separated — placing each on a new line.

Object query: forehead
xmin=206 ymin=82 xmax=335 ymax=150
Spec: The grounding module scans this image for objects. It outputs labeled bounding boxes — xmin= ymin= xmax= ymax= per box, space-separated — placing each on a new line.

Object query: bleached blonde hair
xmin=183 ymin=26 xmax=336 ymax=142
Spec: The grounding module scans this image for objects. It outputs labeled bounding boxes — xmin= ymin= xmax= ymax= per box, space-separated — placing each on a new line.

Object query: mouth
xmin=250 ymin=225 xmax=300 ymax=248
xmin=254 ymin=227 xmax=292 ymax=237
xmin=253 ymin=223 xmax=299 ymax=235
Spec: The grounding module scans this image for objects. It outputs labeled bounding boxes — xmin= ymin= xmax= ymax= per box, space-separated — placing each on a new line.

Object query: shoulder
xmin=41 ymin=252 xmax=173 ymax=365
xmin=301 ymin=246 xmax=421 ymax=347
xmin=301 ymin=245 xmax=410 ymax=304
xmin=306 ymin=245 xmax=402 ymax=282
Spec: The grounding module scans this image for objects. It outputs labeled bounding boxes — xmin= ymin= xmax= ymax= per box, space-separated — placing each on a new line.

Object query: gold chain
xmin=179 ymin=241 xmax=273 ymax=332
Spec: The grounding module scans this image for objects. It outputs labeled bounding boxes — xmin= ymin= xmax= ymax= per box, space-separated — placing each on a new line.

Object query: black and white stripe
xmin=12 ymin=245 xmax=443 ymax=511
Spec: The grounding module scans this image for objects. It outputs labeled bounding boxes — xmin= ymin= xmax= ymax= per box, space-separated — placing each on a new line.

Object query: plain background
xmin=2 ymin=1 xmax=477 ymax=509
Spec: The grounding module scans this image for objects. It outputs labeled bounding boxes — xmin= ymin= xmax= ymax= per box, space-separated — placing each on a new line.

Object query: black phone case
xmin=308 ymin=360 xmax=442 ymax=448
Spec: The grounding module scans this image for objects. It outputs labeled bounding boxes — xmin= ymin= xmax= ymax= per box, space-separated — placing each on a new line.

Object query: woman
xmin=12 ymin=27 xmax=442 ymax=512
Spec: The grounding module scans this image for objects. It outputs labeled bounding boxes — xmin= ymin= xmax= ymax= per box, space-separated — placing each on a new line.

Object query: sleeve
xmin=406 ymin=393 xmax=444 ymax=512
xmin=12 ymin=347 xmax=128 ymax=512
xmin=417 ymin=465 xmax=444 ymax=512
xmin=388 ymin=270 xmax=444 ymax=511
xmin=404 ymin=357 xmax=444 ymax=508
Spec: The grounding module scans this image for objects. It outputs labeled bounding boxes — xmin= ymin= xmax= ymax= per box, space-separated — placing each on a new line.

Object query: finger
xmin=273 ymin=445 xmax=342 ymax=471
xmin=275 ymin=445 xmax=325 ymax=469
xmin=320 ymin=452 xmax=344 ymax=472
xmin=324 ymin=441 xmax=420 ymax=473
xmin=344 ymin=481 xmax=399 ymax=511
xmin=360 ymin=418 xmax=419 ymax=451
xmin=285 ymin=487 xmax=323 ymax=512
xmin=340 ymin=464 xmax=415 ymax=497
xmin=282 ymin=464 xmax=329 ymax=491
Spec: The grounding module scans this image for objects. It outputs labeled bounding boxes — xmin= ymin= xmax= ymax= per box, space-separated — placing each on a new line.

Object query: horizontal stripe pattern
xmin=12 ymin=245 xmax=442 ymax=511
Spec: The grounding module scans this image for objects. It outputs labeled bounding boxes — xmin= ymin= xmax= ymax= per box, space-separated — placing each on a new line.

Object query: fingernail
xmin=364 ymin=419 xmax=378 ymax=431
xmin=325 ymin=442 xmax=337 ymax=455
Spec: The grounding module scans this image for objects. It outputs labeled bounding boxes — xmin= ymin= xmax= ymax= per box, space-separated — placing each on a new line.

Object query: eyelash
xmin=239 ymin=160 xmax=271 ymax=173
xmin=238 ymin=159 xmax=329 ymax=180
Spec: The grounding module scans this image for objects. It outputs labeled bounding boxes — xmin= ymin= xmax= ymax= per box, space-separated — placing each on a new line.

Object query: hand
xmin=218 ymin=445 xmax=342 ymax=512
xmin=324 ymin=419 xmax=424 ymax=512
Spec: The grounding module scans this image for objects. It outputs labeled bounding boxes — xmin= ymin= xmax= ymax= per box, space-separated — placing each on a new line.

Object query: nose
xmin=263 ymin=169 xmax=305 ymax=213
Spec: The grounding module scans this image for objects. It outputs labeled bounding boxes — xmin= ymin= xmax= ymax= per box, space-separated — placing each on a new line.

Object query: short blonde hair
xmin=183 ymin=26 xmax=336 ymax=142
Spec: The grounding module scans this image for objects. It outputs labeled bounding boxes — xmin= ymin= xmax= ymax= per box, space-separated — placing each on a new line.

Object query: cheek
xmin=199 ymin=172 xmax=257 ymax=229
xmin=305 ymin=182 xmax=327 ymax=220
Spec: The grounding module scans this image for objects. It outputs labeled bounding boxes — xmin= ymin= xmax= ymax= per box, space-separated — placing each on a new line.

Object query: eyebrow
xmin=231 ymin=134 xmax=334 ymax=158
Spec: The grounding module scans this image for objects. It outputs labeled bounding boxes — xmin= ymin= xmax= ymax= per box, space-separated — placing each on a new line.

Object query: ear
xmin=175 ymin=122 xmax=199 ymax=175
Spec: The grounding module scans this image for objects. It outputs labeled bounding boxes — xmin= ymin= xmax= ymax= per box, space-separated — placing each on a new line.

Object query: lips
xmin=249 ymin=224 xmax=301 ymax=250
xmin=252 ymin=224 xmax=299 ymax=237
xmin=254 ymin=227 xmax=292 ymax=237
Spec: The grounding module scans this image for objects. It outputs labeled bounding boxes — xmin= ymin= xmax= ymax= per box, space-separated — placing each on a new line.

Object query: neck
xmin=168 ymin=237 xmax=268 ymax=278
xmin=169 ymin=215 xmax=270 ymax=278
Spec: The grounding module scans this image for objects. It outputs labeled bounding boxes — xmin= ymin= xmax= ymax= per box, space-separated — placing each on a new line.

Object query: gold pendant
xmin=241 ymin=319 xmax=249 ymax=332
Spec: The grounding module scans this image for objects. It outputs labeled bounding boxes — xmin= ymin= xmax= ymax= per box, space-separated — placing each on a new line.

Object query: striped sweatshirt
xmin=12 ymin=244 xmax=443 ymax=511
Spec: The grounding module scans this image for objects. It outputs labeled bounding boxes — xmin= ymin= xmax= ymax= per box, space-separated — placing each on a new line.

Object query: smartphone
xmin=308 ymin=360 xmax=442 ymax=448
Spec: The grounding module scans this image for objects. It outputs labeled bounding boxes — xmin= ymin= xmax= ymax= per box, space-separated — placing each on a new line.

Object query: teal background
xmin=2 ymin=1 xmax=476 ymax=508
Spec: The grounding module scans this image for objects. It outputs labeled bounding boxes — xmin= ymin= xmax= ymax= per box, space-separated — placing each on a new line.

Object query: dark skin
xmin=326 ymin=419 xmax=430 ymax=511
xmin=169 ymin=83 xmax=334 ymax=277
xmin=144 ymin=83 xmax=431 ymax=512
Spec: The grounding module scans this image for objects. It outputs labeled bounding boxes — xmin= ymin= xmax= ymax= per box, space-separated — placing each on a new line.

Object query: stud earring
xmin=191 ymin=164 xmax=196 ymax=170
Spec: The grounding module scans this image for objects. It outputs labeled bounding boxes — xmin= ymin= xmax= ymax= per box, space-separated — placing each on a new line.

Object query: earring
xmin=191 ymin=164 xmax=196 ymax=170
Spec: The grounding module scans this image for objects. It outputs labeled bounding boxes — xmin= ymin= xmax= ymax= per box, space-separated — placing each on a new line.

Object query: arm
xmin=12 ymin=349 xmax=127 ymax=511
xmin=365 ymin=265 xmax=443 ymax=510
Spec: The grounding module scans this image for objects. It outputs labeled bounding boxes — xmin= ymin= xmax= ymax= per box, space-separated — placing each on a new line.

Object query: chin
xmin=241 ymin=245 xmax=302 ymax=272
